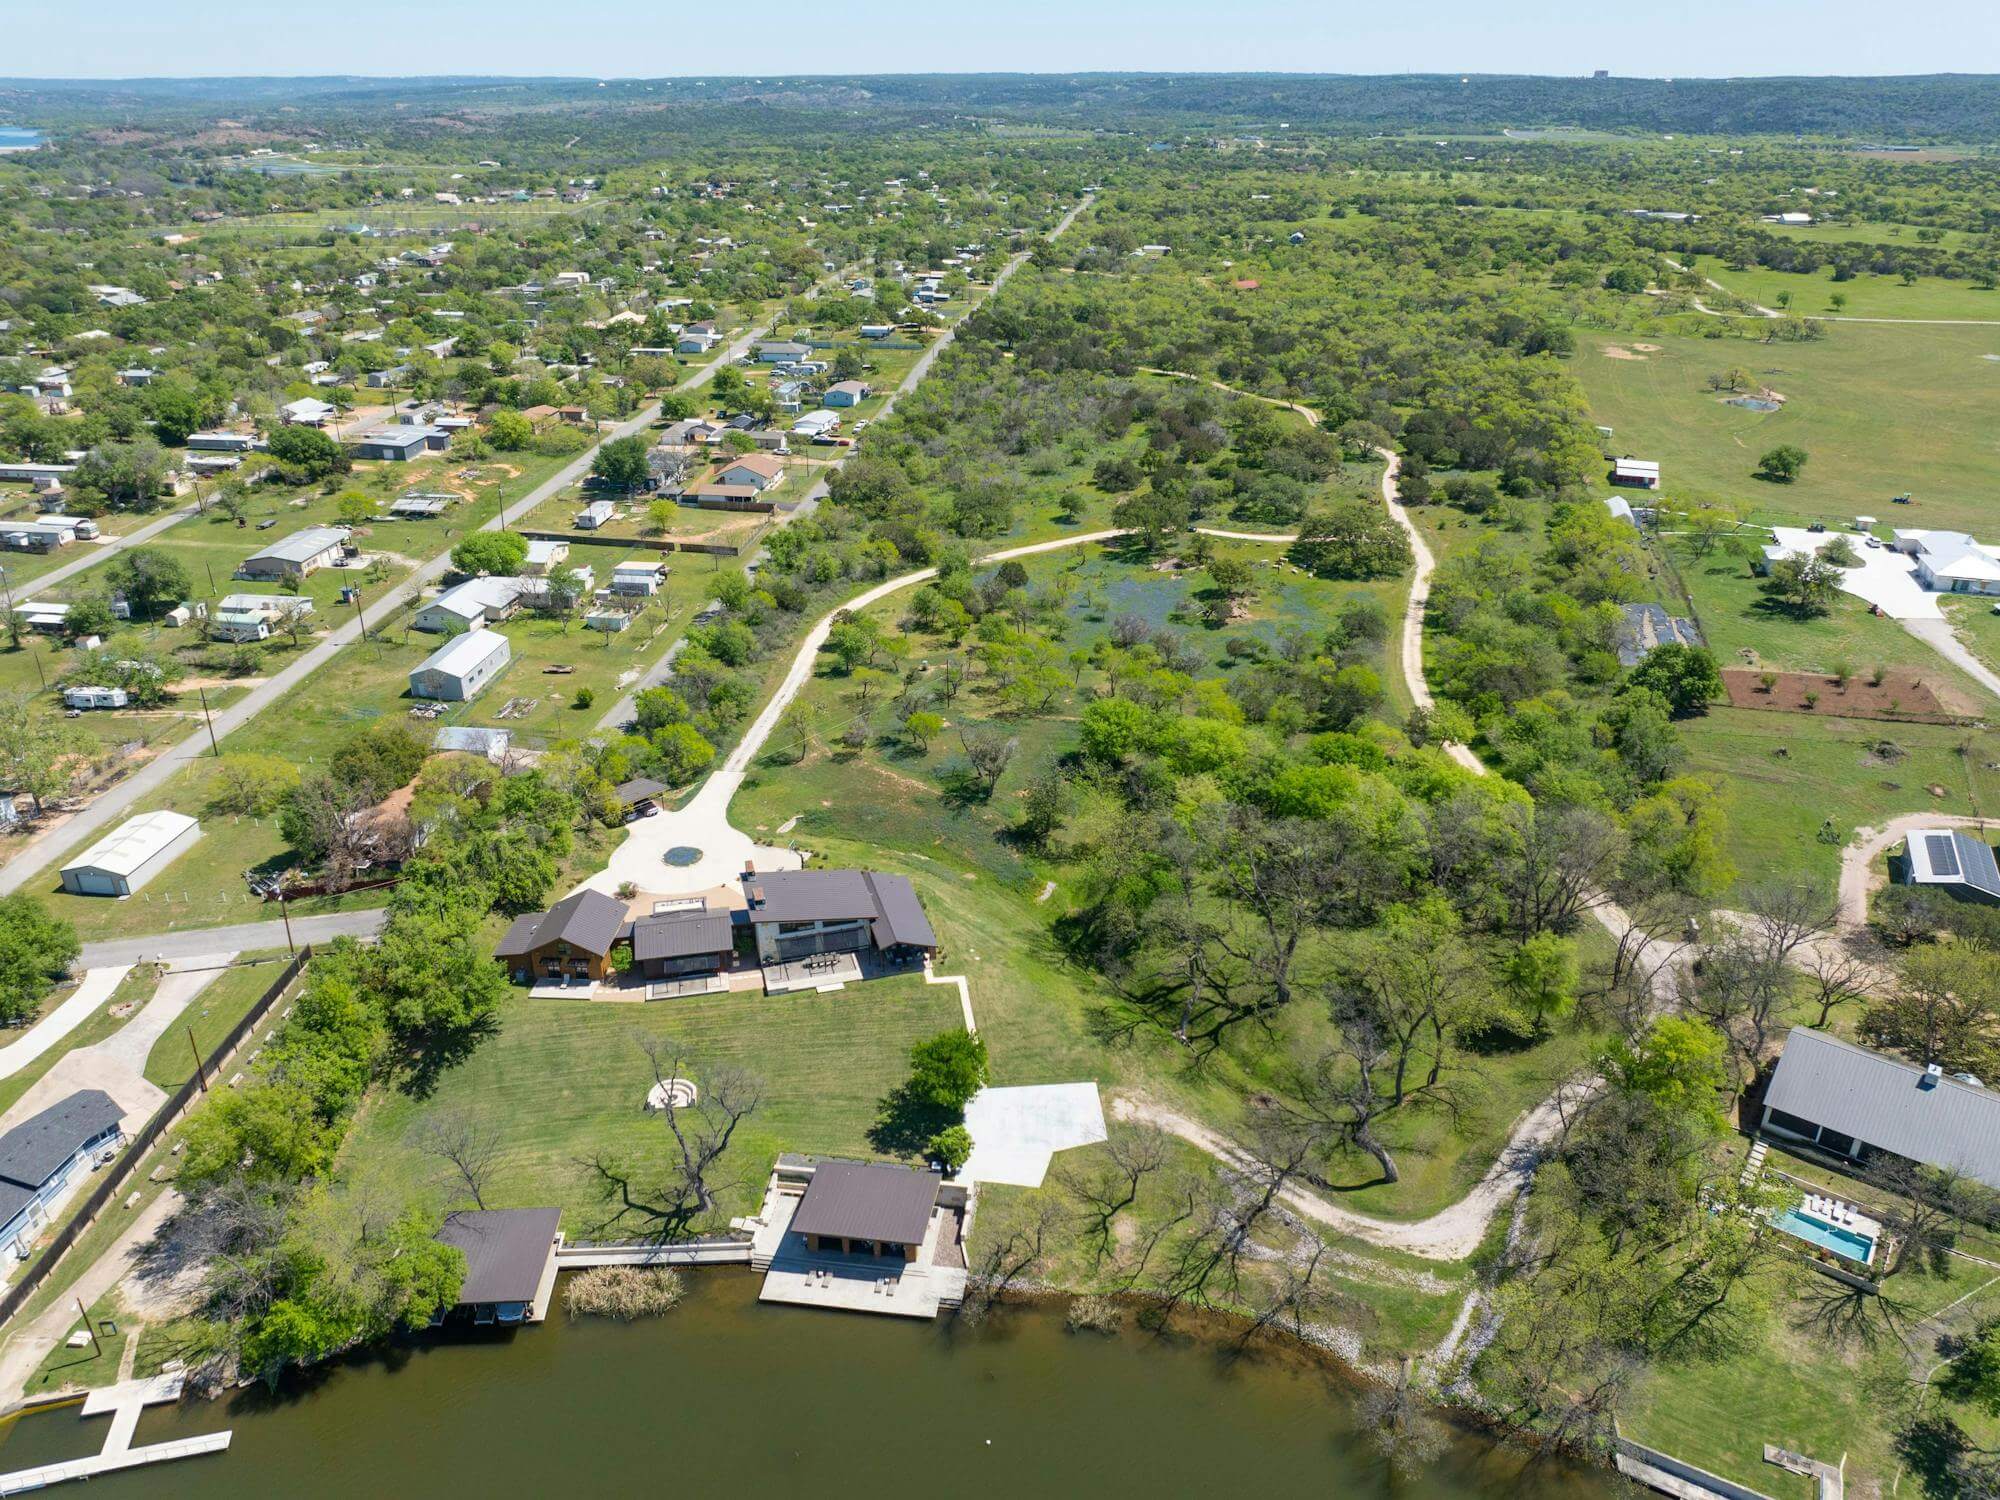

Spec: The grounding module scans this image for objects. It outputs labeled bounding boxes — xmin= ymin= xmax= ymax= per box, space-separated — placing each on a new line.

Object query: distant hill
xmin=3 ymin=72 xmax=1998 ymax=143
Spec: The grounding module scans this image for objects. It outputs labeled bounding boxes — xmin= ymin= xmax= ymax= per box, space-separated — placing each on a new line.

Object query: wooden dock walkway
xmin=0 ymin=1373 xmax=231 ymax=1495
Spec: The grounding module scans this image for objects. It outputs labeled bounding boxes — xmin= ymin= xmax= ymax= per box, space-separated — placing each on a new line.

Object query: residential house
xmin=1892 ymin=530 xmax=2000 ymax=596
xmin=631 ymin=903 xmax=738 ymax=981
xmin=688 ymin=483 xmax=773 ymax=512
xmin=0 ymin=1091 xmax=126 ymax=1259
xmin=1760 ymin=1027 xmax=2000 ymax=1190
xmin=610 ymin=560 xmax=665 ymax=596
xmin=522 ymin=539 xmax=570 ymax=575
xmin=494 ymin=888 xmax=630 ymax=983
xmin=757 ymin=340 xmax=812 ymax=364
xmin=413 ymin=576 xmax=523 ymax=633
xmin=739 ymin=868 xmax=938 ymax=965
xmin=409 ymin=627 xmax=511 ymax=702
xmin=715 ymin=453 xmax=785 ymax=492
xmin=575 ymin=500 xmax=616 ymax=530
xmin=365 ymin=365 xmax=412 ymax=389
xmin=280 ymin=397 xmax=337 ymax=426
xmin=236 ymin=526 xmax=349 ymax=581
xmin=59 ymin=810 xmax=201 ymax=896
xmin=823 ymin=380 xmax=870 ymax=408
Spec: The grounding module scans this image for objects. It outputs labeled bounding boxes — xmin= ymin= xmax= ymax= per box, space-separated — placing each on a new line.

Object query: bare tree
xmin=962 ymin=1192 xmax=1064 ymax=1323
xmin=1055 ymin=1125 xmax=1169 ymax=1269
xmin=1801 ymin=944 xmax=1875 ymax=1029
xmin=1680 ymin=934 xmax=1790 ymax=1086
xmin=1358 ymin=1358 xmax=1450 ymax=1478
xmin=1742 ymin=879 xmax=1835 ymax=966
xmin=413 ymin=1106 xmax=502 ymax=1210
xmin=586 ymin=1035 xmax=762 ymax=1236
xmin=1203 ymin=806 xmax=1345 ymax=1014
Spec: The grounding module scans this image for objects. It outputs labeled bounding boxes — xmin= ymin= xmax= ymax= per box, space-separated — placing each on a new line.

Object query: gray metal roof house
xmin=433 ymin=1207 xmax=563 ymax=1324
xmin=0 ymin=1090 xmax=125 ymax=1254
xmin=1760 ymin=1027 xmax=2000 ymax=1189
xmin=236 ymin=525 xmax=350 ymax=581
xmin=1900 ymin=829 xmax=2000 ymax=903
xmin=739 ymin=868 xmax=937 ymax=965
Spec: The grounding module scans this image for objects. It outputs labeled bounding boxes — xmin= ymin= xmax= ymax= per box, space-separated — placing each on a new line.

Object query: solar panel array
xmin=1928 ymin=833 xmax=1962 ymax=878
xmin=1959 ymin=834 xmax=2000 ymax=900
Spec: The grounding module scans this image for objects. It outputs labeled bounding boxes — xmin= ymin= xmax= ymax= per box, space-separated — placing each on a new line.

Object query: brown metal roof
xmin=789 ymin=1160 xmax=939 ymax=1246
xmin=493 ymin=888 xmax=628 ymax=959
xmin=741 ymin=869 xmax=936 ymax=952
xmin=632 ymin=909 xmax=736 ymax=961
xmin=436 ymin=1208 xmax=561 ymax=1305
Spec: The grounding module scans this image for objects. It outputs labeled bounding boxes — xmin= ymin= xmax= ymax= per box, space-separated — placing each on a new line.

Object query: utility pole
xmin=279 ymin=891 xmax=296 ymax=956
xmin=198 ymin=686 xmax=220 ymax=756
xmin=187 ymin=1026 xmax=208 ymax=1092
xmin=76 ymin=1297 xmax=101 ymax=1358
xmin=349 ymin=587 xmax=367 ymax=641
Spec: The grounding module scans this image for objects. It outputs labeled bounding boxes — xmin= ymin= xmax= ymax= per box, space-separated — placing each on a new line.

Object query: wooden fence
xmin=0 ymin=948 xmax=312 ymax=1329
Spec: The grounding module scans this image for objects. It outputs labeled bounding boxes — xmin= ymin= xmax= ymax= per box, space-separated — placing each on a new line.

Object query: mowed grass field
xmin=1694 ymin=253 xmax=2000 ymax=322
xmin=1573 ymin=324 xmax=2000 ymax=532
xmin=339 ymin=978 xmax=966 ymax=1232
xmin=1679 ymin=706 xmax=2000 ymax=896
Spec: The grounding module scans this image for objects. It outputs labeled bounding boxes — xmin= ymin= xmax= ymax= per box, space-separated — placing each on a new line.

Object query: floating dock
xmin=0 ymin=1373 xmax=230 ymax=1495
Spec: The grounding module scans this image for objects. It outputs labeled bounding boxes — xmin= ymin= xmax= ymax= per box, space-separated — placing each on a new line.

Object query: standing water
xmin=0 ymin=1272 xmax=1611 ymax=1498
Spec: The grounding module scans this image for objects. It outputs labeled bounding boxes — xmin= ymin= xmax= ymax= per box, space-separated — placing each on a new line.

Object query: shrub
xmin=1065 ymin=1294 xmax=1125 ymax=1334
xmin=564 ymin=1267 xmax=684 ymax=1320
xmin=928 ymin=1123 xmax=973 ymax=1172
xmin=573 ymin=687 xmax=595 ymax=709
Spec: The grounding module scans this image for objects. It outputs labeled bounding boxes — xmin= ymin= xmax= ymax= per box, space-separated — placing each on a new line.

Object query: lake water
xmin=0 ymin=128 xmax=45 ymax=152
xmin=0 ymin=1271 xmax=1611 ymax=1498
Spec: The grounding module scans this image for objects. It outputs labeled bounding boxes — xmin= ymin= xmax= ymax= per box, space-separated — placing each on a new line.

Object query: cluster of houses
xmin=494 ymin=867 xmax=939 ymax=993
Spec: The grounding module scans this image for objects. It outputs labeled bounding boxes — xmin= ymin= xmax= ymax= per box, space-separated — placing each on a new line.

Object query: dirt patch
xmin=1722 ymin=666 xmax=1964 ymax=723
xmin=1600 ymin=345 xmax=1649 ymax=361
xmin=1630 ymin=342 xmax=1663 ymax=352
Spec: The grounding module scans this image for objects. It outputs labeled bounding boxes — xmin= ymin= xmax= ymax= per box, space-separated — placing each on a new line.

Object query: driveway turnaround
xmin=960 ymin=1083 xmax=1109 ymax=1188
xmin=1767 ymin=526 xmax=1938 ymax=618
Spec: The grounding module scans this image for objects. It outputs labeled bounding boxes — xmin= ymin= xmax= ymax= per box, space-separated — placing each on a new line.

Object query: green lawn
xmin=1758 ymin=220 xmax=1992 ymax=254
xmin=21 ymin=1292 xmax=130 ymax=1400
xmin=1669 ymin=538 xmax=1992 ymax=700
xmin=142 ymin=953 xmax=290 ymax=1090
xmin=1680 ymin=706 xmax=2000 ymax=897
xmin=339 ymin=978 xmax=967 ymax=1233
xmin=1696 ymin=253 xmax=2000 ymax=322
xmin=1572 ymin=323 xmax=2000 ymax=534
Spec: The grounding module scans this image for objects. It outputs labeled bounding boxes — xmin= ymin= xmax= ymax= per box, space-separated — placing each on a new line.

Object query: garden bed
xmin=1721 ymin=665 xmax=1967 ymax=722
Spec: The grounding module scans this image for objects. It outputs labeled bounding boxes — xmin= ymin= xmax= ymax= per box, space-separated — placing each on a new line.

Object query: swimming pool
xmin=1773 ymin=1206 xmax=1877 ymax=1264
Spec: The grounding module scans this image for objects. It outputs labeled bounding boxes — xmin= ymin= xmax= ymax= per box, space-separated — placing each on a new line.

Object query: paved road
xmin=7 ymin=504 xmax=201 ymax=607
xmin=0 ymin=315 xmax=787 ymax=901
xmin=76 ymin=909 xmax=388 ymax=968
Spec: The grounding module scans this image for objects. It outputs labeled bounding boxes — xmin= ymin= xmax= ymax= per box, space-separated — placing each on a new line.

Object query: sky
xmin=7 ymin=0 xmax=1998 ymax=80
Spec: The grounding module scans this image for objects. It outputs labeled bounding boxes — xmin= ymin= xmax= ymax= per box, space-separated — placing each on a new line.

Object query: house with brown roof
xmin=631 ymin=903 xmax=739 ymax=981
xmin=520 ymin=404 xmax=558 ymax=429
xmin=494 ymin=888 xmax=630 ymax=984
xmin=432 ymin=1208 xmax=563 ymax=1325
xmin=715 ymin=452 xmax=786 ymax=491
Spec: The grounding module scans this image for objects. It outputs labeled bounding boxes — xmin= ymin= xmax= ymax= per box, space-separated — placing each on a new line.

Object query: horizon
xmin=11 ymin=0 xmax=2000 ymax=82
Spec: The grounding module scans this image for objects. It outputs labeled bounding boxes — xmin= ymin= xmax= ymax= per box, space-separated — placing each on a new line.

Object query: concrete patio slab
xmin=960 ymin=1082 xmax=1109 ymax=1188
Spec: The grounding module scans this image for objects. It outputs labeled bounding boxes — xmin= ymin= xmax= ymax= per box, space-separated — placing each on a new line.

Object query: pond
xmin=0 ymin=128 xmax=45 ymax=152
xmin=1726 ymin=396 xmax=1783 ymax=412
xmin=0 ymin=1271 xmax=1613 ymax=1498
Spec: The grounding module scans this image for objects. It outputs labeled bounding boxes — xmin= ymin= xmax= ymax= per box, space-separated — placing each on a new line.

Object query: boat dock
xmin=0 ymin=1373 xmax=230 ymax=1495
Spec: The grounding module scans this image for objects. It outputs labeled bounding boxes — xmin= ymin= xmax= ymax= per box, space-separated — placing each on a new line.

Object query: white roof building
xmin=59 ymin=810 xmax=201 ymax=897
xmin=410 ymin=627 xmax=512 ymax=702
